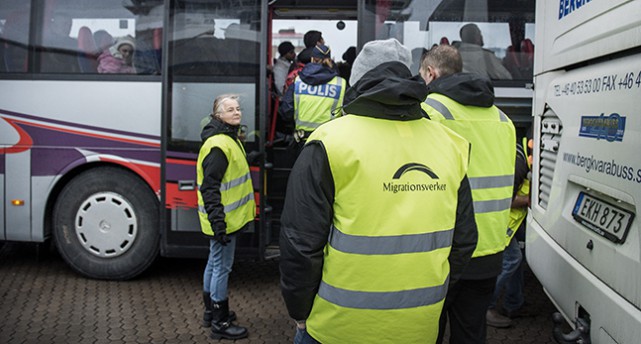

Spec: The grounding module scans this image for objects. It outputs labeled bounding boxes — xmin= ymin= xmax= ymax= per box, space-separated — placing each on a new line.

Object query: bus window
xmin=0 ymin=0 xmax=30 ymax=73
xmin=168 ymin=0 xmax=261 ymax=153
xmin=35 ymin=0 xmax=161 ymax=75
xmin=361 ymin=0 xmax=535 ymax=82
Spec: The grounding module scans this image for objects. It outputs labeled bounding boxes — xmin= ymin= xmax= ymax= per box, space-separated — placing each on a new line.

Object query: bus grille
xmin=538 ymin=109 xmax=562 ymax=209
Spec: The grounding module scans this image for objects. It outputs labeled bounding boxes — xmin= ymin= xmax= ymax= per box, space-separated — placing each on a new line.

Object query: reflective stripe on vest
xmin=304 ymin=115 xmax=469 ymax=344
xmin=422 ymin=94 xmax=516 ymax=257
xmin=196 ymin=134 xmax=255 ymax=235
xmin=293 ymin=76 xmax=345 ymax=131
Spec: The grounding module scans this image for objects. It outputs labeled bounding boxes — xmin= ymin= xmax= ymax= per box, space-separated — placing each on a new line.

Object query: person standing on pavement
xmin=279 ymin=44 xmax=346 ymax=155
xmin=420 ymin=44 xmax=516 ymax=344
xmin=197 ymin=94 xmax=255 ymax=340
xmin=486 ymin=135 xmax=532 ymax=328
xmin=279 ymin=38 xmax=478 ymax=344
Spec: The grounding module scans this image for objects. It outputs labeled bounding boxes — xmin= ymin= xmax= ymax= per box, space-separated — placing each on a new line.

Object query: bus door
xmin=267 ymin=1 xmax=358 ymax=235
xmin=162 ymin=0 xmax=269 ymax=259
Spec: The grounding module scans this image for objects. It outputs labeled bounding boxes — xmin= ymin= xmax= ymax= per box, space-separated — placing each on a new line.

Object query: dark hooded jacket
xmin=199 ymin=117 xmax=241 ymax=234
xmin=278 ymin=62 xmax=340 ymax=133
xmin=279 ymin=62 xmax=478 ymax=321
xmin=425 ymin=72 xmax=505 ymax=279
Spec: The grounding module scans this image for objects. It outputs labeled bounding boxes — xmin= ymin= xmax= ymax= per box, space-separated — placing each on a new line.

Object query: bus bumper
xmin=526 ymin=216 xmax=641 ymax=344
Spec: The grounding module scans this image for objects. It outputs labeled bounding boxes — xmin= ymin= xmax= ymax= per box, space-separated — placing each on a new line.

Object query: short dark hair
xmin=421 ymin=44 xmax=462 ymax=77
xmin=303 ymin=30 xmax=322 ymax=48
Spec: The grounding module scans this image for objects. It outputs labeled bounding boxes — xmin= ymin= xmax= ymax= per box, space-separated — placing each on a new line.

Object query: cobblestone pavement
xmin=0 ymin=242 xmax=560 ymax=343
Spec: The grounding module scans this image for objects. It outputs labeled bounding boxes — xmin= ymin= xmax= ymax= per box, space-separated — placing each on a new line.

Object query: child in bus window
xmin=98 ymin=35 xmax=136 ymax=74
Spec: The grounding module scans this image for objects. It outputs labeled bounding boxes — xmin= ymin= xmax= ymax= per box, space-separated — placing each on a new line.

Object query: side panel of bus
xmin=527 ymin=1 xmax=641 ymax=342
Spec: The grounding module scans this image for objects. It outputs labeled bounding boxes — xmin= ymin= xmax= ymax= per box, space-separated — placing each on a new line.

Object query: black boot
xmin=203 ymin=292 xmax=236 ymax=327
xmin=210 ymin=299 xmax=248 ymax=340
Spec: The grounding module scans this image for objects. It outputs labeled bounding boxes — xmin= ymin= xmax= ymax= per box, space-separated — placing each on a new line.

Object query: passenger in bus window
xmin=197 ymin=94 xmax=255 ymax=340
xmin=97 ymin=36 xmax=136 ymax=74
xmin=456 ymin=23 xmax=512 ymax=80
xmin=420 ymin=44 xmax=516 ymax=344
xmin=279 ymin=38 xmax=477 ymax=344
xmin=279 ymin=44 xmax=346 ymax=157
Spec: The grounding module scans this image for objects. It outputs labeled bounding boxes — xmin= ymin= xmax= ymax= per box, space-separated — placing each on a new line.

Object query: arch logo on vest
xmin=383 ymin=162 xmax=447 ymax=194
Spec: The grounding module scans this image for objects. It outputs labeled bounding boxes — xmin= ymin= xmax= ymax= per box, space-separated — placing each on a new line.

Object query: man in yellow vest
xmin=420 ymin=45 xmax=516 ymax=344
xmin=487 ymin=136 xmax=532 ymax=328
xmin=279 ymin=38 xmax=478 ymax=344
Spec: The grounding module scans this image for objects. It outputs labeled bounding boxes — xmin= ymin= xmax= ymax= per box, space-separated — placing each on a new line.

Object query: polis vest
xmin=293 ymin=75 xmax=346 ymax=132
xmin=196 ymin=134 xmax=255 ymax=236
xmin=305 ymin=115 xmax=469 ymax=344
xmin=422 ymin=93 xmax=516 ymax=257
xmin=505 ymin=138 xmax=531 ymax=245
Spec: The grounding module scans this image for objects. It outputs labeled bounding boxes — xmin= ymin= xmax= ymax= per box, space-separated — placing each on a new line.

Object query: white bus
xmin=1 ymin=0 xmax=535 ymax=280
xmin=527 ymin=1 xmax=641 ymax=343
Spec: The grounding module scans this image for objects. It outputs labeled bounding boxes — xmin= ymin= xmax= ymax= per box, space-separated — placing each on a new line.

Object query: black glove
xmin=213 ymin=227 xmax=231 ymax=246
xmin=246 ymin=150 xmax=263 ymax=165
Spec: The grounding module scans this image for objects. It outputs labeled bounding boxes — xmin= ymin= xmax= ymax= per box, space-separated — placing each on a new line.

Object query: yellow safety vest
xmin=305 ymin=115 xmax=470 ymax=344
xmin=293 ymin=76 xmax=346 ymax=132
xmin=505 ymin=138 xmax=531 ymax=245
xmin=422 ymin=93 xmax=515 ymax=256
xmin=196 ymin=134 xmax=255 ymax=235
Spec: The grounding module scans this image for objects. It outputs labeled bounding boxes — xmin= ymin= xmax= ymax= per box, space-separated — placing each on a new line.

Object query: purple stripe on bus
xmin=166 ymin=161 xmax=196 ymax=181
xmin=31 ymin=148 xmax=86 ymax=176
xmin=20 ymin=124 xmax=152 ymax=150
xmin=1 ymin=108 xmax=160 ymax=141
xmin=167 ymin=150 xmax=198 ymax=159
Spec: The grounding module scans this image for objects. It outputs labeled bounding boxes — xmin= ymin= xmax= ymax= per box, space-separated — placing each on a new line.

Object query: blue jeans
xmin=489 ymin=236 xmax=524 ymax=311
xmin=203 ymin=236 xmax=237 ymax=302
xmin=294 ymin=327 xmax=320 ymax=344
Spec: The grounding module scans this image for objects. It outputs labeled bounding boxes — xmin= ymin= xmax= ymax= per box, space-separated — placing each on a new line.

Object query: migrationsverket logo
xmin=383 ymin=163 xmax=447 ymax=193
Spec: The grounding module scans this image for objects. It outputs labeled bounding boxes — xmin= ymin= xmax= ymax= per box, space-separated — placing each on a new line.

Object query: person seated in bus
xmin=97 ymin=35 xmax=136 ymax=74
xmin=457 ymin=23 xmax=512 ymax=80
xmin=40 ymin=13 xmax=80 ymax=73
xmin=278 ymin=44 xmax=346 ymax=155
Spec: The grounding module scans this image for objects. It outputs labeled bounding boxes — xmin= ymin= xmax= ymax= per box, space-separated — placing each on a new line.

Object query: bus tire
xmin=53 ymin=166 xmax=159 ymax=280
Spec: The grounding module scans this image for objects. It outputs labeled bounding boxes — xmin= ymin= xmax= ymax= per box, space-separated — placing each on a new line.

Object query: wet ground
xmin=0 ymin=241 xmax=561 ymax=343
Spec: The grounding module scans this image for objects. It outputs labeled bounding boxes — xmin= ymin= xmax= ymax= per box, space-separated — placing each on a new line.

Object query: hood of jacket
xmin=200 ymin=116 xmax=239 ymax=142
xmin=298 ymin=63 xmax=338 ymax=85
xmin=342 ymin=61 xmax=427 ymax=121
xmin=427 ymin=72 xmax=495 ymax=108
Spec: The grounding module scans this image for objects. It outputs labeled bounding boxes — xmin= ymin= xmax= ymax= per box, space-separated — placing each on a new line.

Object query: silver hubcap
xmin=75 ymin=192 xmax=137 ymax=258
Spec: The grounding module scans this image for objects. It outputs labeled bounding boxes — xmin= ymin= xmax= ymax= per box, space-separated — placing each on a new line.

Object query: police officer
xmin=279 ymin=44 xmax=346 ymax=155
xmin=420 ymin=44 xmax=516 ymax=344
xmin=279 ymin=39 xmax=478 ymax=344
xmin=197 ymin=94 xmax=255 ymax=340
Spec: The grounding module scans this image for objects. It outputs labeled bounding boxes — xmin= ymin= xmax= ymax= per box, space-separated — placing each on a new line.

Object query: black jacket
xmin=279 ymin=62 xmax=478 ymax=321
xmin=199 ymin=117 xmax=241 ymax=234
xmin=426 ymin=72 xmax=505 ymax=279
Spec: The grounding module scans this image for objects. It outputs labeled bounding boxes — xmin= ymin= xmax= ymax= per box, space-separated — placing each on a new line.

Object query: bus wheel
xmin=53 ymin=167 xmax=159 ymax=280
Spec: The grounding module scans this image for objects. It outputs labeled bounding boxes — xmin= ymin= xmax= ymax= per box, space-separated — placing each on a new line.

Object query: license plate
xmin=572 ymin=192 xmax=635 ymax=244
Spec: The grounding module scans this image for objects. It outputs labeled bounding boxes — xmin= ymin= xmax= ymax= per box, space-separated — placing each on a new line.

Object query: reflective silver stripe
xmin=330 ymin=78 xmax=341 ymax=116
xmin=468 ymin=175 xmax=513 ymax=190
xmin=220 ymin=172 xmax=252 ymax=191
xmin=318 ymin=277 xmax=449 ymax=310
xmin=294 ymin=79 xmax=302 ymax=122
xmin=473 ymin=197 xmax=512 ymax=213
xmin=223 ymin=192 xmax=254 ymax=213
xmin=498 ymin=109 xmax=509 ymax=122
xmin=329 ymin=225 xmax=453 ymax=255
xmin=296 ymin=119 xmax=321 ymax=129
xmin=424 ymin=98 xmax=454 ymax=120
xmin=198 ymin=205 xmax=207 ymax=214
